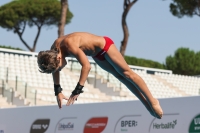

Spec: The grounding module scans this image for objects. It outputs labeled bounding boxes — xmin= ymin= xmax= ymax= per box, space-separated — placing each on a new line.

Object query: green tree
xmin=165 ymin=47 xmax=200 ymax=75
xmin=0 ymin=45 xmax=23 ymax=51
xmin=124 ymin=55 xmax=165 ymax=69
xmin=169 ymin=0 xmax=200 ymax=18
xmin=0 ymin=0 xmax=73 ymax=52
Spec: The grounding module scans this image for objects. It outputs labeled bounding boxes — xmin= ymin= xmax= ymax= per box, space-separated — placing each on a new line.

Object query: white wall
xmin=0 ymin=96 xmax=200 ymax=133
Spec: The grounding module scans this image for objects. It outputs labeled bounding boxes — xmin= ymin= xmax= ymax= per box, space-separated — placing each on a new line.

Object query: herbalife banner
xmin=0 ymin=96 xmax=200 ymax=133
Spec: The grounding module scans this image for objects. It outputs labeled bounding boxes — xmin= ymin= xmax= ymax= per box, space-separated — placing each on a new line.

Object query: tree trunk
xmin=58 ymin=0 xmax=68 ymax=38
xmin=32 ymin=26 xmax=42 ymax=52
xmin=14 ymin=22 xmax=33 ymax=52
xmin=120 ymin=8 xmax=129 ymax=57
xmin=120 ymin=0 xmax=138 ymax=57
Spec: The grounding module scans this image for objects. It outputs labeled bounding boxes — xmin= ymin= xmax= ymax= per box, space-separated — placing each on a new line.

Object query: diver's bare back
xmin=51 ymin=32 xmax=106 ymax=56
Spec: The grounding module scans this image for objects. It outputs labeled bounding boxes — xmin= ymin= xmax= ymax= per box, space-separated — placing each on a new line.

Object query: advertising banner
xmin=0 ymin=96 xmax=200 ymax=133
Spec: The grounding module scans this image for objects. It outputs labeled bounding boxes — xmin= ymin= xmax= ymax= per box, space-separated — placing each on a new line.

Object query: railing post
xmin=25 ymin=83 xmax=27 ymax=98
xmin=6 ymin=67 xmax=8 ymax=83
xmin=94 ymin=63 xmax=97 ymax=88
xmin=2 ymin=80 xmax=4 ymax=96
xmin=107 ymin=72 xmax=109 ymax=82
xmin=70 ymin=59 xmax=73 ymax=71
xmin=15 ymin=76 xmax=18 ymax=91
xmin=11 ymin=87 xmax=14 ymax=104
xmin=35 ymin=90 xmax=37 ymax=105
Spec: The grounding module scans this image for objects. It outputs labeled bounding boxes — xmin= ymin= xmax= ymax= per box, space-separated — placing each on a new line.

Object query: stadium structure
xmin=0 ymin=47 xmax=199 ymax=108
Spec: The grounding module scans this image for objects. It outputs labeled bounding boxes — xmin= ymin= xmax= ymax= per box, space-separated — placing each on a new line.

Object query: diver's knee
xmin=123 ymin=70 xmax=140 ymax=82
xmin=123 ymin=69 xmax=134 ymax=79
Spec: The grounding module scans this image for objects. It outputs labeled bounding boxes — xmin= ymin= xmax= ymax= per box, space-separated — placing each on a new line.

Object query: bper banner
xmin=0 ymin=96 xmax=200 ymax=133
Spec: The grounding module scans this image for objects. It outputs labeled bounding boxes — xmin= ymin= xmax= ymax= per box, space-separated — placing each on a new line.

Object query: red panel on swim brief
xmin=93 ymin=36 xmax=114 ymax=61
xmin=103 ymin=36 xmax=114 ymax=52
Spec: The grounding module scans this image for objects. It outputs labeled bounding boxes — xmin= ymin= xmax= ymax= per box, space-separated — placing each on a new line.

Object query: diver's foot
xmin=151 ymin=98 xmax=163 ymax=119
xmin=144 ymin=103 xmax=157 ymax=118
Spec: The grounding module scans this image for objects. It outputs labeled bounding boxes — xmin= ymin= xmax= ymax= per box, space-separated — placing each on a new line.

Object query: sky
xmin=0 ymin=0 xmax=199 ymax=64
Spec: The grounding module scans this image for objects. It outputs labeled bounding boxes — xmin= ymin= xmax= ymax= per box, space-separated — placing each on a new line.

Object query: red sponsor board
xmin=84 ymin=117 xmax=108 ymax=133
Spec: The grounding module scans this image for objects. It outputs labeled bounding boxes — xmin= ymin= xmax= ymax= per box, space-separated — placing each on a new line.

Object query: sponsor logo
xmin=149 ymin=113 xmax=179 ymax=133
xmin=189 ymin=114 xmax=200 ymax=133
xmin=55 ymin=117 xmax=76 ymax=133
xmin=152 ymin=120 xmax=177 ymax=129
xmin=114 ymin=115 xmax=141 ymax=133
xmin=58 ymin=122 xmax=74 ymax=130
xmin=30 ymin=119 xmax=50 ymax=133
xmin=121 ymin=120 xmax=138 ymax=127
xmin=0 ymin=125 xmax=6 ymax=133
xmin=84 ymin=117 xmax=108 ymax=133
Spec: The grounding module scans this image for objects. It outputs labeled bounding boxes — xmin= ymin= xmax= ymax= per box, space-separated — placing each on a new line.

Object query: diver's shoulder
xmin=50 ymin=37 xmax=66 ymax=50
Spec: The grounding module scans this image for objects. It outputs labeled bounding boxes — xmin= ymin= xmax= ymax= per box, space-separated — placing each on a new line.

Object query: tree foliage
xmin=0 ymin=45 xmax=24 ymax=51
xmin=170 ymin=0 xmax=200 ymax=18
xmin=124 ymin=55 xmax=165 ymax=69
xmin=0 ymin=0 xmax=73 ymax=52
xmin=165 ymin=47 xmax=200 ymax=75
